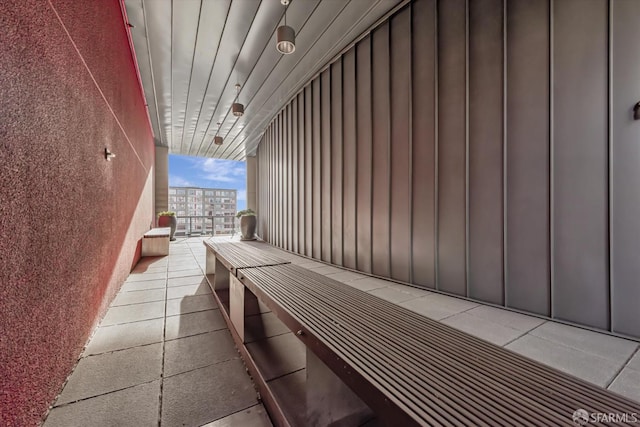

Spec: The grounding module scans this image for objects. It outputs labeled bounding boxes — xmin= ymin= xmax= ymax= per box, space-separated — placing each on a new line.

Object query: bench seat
xmin=237 ymin=263 xmax=640 ymax=426
xmin=204 ymin=240 xmax=640 ymax=426
xmin=203 ymin=240 xmax=290 ymax=275
xmin=141 ymin=227 xmax=170 ymax=256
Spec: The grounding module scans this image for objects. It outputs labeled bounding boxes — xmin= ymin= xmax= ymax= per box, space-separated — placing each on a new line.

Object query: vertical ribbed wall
xmin=256 ymin=0 xmax=640 ymax=339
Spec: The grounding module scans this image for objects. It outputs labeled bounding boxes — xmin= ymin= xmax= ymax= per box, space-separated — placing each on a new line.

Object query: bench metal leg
xmin=306 ymin=349 xmax=373 ymax=427
xmin=212 ymin=257 xmax=228 ymax=291
xmin=229 ymin=275 xmax=245 ymax=342
xmin=206 ymin=249 xmax=216 ymax=275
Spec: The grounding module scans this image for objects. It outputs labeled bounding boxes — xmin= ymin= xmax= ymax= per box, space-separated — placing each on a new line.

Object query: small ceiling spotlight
xmin=276 ymin=0 xmax=295 ymax=55
xmin=232 ymin=83 xmax=244 ymax=117
xmin=214 ymin=122 xmax=223 ymax=145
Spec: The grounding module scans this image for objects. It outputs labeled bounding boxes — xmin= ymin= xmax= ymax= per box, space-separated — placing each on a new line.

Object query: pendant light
xmin=276 ymin=0 xmax=295 ymax=55
xmin=231 ymin=83 xmax=244 ymax=117
xmin=214 ymin=122 xmax=223 ymax=145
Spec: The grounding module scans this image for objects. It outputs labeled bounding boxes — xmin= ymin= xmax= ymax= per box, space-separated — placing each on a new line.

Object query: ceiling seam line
xmin=194 ymin=0 xmax=266 ymax=157
xmin=178 ymin=0 xmax=205 ymax=154
xmin=141 ymin=0 xmax=165 ymax=146
xmin=214 ymin=0 xmax=328 ymax=159
xmin=183 ymin=0 xmax=233 ymax=155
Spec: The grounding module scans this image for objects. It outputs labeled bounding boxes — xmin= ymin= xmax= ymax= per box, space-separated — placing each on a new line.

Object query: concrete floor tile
xmin=310 ymin=265 xmax=344 ymax=275
xmin=505 ymin=334 xmax=622 ymax=387
xmin=120 ymin=279 xmax=166 ymax=292
xmin=167 ymin=261 xmax=200 ymax=270
xmin=166 ymin=294 xmax=217 ymax=316
xmin=167 ymin=275 xmax=205 ymax=287
xmin=296 ymin=261 xmax=326 ymax=269
xmin=267 ymin=370 xmax=307 ymax=427
xmin=608 ymin=367 xmax=640 ymax=403
xmin=161 ymin=360 xmax=257 ymax=427
xmin=125 ymin=271 xmax=168 ymax=283
xmin=168 ymin=256 xmax=197 ymax=263
xmin=44 ymin=381 xmax=160 ymax=427
xmin=131 ymin=264 xmax=166 ymax=274
xmin=164 ymin=330 xmax=238 ymax=377
xmin=367 ymin=286 xmax=422 ymax=304
xmin=167 ymin=283 xmax=211 ymax=300
xmin=246 ymin=333 xmax=305 ymax=381
xmin=201 ymin=404 xmax=272 ymax=427
xmin=530 ymin=321 xmax=638 ymax=363
xmin=101 ymin=301 xmax=165 ymax=326
xmin=56 ymin=344 xmax=162 ymax=405
xmin=399 ymin=294 xmax=478 ymax=320
xmin=165 ymin=309 xmax=227 ymax=340
xmin=168 ymin=269 xmax=202 ymax=279
xmin=395 ymin=284 xmax=433 ymax=298
xmin=325 ymin=271 xmax=367 ymax=283
xmin=135 ymin=257 xmax=168 ymax=268
xmin=347 ymin=277 xmax=392 ymax=292
xmin=626 ymin=349 xmax=640 ymax=371
xmin=465 ymin=305 xmax=545 ymax=332
xmin=441 ymin=312 xmax=525 ymax=346
xmin=111 ymin=288 xmax=166 ymax=306
xmin=84 ymin=318 xmax=164 ymax=356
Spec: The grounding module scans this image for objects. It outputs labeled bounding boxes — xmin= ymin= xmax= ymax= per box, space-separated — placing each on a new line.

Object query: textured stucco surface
xmin=0 ymin=0 xmax=155 ymax=425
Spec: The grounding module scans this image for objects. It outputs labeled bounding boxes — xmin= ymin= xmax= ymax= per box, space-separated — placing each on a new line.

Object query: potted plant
xmin=236 ymin=209 xmax=257 ymax=241
xmin=158 ymin=211 xmax=177 ymax=241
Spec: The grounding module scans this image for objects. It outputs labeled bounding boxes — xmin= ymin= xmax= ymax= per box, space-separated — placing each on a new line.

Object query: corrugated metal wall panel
xmin=390 ymin=7 xmax=412 ymax=283
xmin=321 ymin=69 xmax=333 ymax=263
xmin=253 ymin=0 xmax=640 ymax=338
xmin=411 ymin=0 xmax=436 ymax=289
xmin=312 ymin=78 xmax=323 ymax=259
xmin=437 ymin=0 xmax=467 ymax=296
xmin=331 ymin=60 xmax=344 ymax=265
xmin=356 ymin=37 xmax=373 ymax=274
xmin=552 ymin=0 xmax=609 ymax=329
xmin=611 ymin=0 xmax=640 ymax=338
xmin=371 ymin=23 xmax=391 ymax=277
xmin=468 ymin=0 xmax=504 ymax=304
xmin=342 ymin=48 xmax=358 ymax=270
xmin=505 ymin=0 xmax=550 ymax=317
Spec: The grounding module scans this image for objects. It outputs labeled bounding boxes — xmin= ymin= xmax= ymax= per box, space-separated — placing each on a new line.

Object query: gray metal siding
xmin=468 ymin=0 xmax=504 ymax=304
xmin=254 ymin=0 xmax=640 ymax=339
xmin=552 ymin=0 xmax=609 ymax=329
xmin=611 ymin=0 xmax=640 ymax=338
xmin=505 ymin=0 xmax=550 ymax=316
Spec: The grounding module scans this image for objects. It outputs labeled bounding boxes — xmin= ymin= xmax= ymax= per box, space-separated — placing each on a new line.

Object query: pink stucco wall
xmin=0 ymin=1 xmax=155 ymax=425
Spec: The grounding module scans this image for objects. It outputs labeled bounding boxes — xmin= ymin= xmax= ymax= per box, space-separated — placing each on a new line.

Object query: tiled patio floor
xmin=43 ymin=236 xmax=272 ymax=427
xmin=45 ymin=236 xmax=640 ymax=426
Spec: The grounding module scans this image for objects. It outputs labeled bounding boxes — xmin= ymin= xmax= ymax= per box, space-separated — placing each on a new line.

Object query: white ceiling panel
xmin=124 ymin=0 xmax=404 ymax=160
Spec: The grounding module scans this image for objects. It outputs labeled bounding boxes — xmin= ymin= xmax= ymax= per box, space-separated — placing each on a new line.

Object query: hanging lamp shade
xmin=214 ymin=136 xmax=223 ymax=145
xmin=232 ymin=102 xmax=244 ymax=117
xmin=276 ymin=25 xmax=295 ymax=54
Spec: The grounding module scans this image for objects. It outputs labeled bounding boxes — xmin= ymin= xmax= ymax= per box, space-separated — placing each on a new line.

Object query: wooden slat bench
xmin=241 ymin=265 xmax=639 ymax=426
xmin=141 ymin=227 xmax=170 ymax=256
xmin=203 ymin=240 xmax=290 ymax=276
xmin=205 ymin=241 xmax=640 ymax=426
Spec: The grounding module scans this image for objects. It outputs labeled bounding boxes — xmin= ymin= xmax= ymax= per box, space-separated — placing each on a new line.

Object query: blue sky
xmin=169 ymin=154 xmax=247 ymax=210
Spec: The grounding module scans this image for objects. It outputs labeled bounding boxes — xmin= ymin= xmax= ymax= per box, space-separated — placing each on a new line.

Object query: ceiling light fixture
xmin=214 ymin=122 xmax=223 ymax=145
xmin=276 ymin=0 xmax=295 ymax=55
xmin=232 ymin=83 xmax=244 ymax=117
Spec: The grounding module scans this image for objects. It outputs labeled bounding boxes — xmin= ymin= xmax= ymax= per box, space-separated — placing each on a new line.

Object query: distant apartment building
xmin=168 ymin=187 xmax=237 ymax=235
